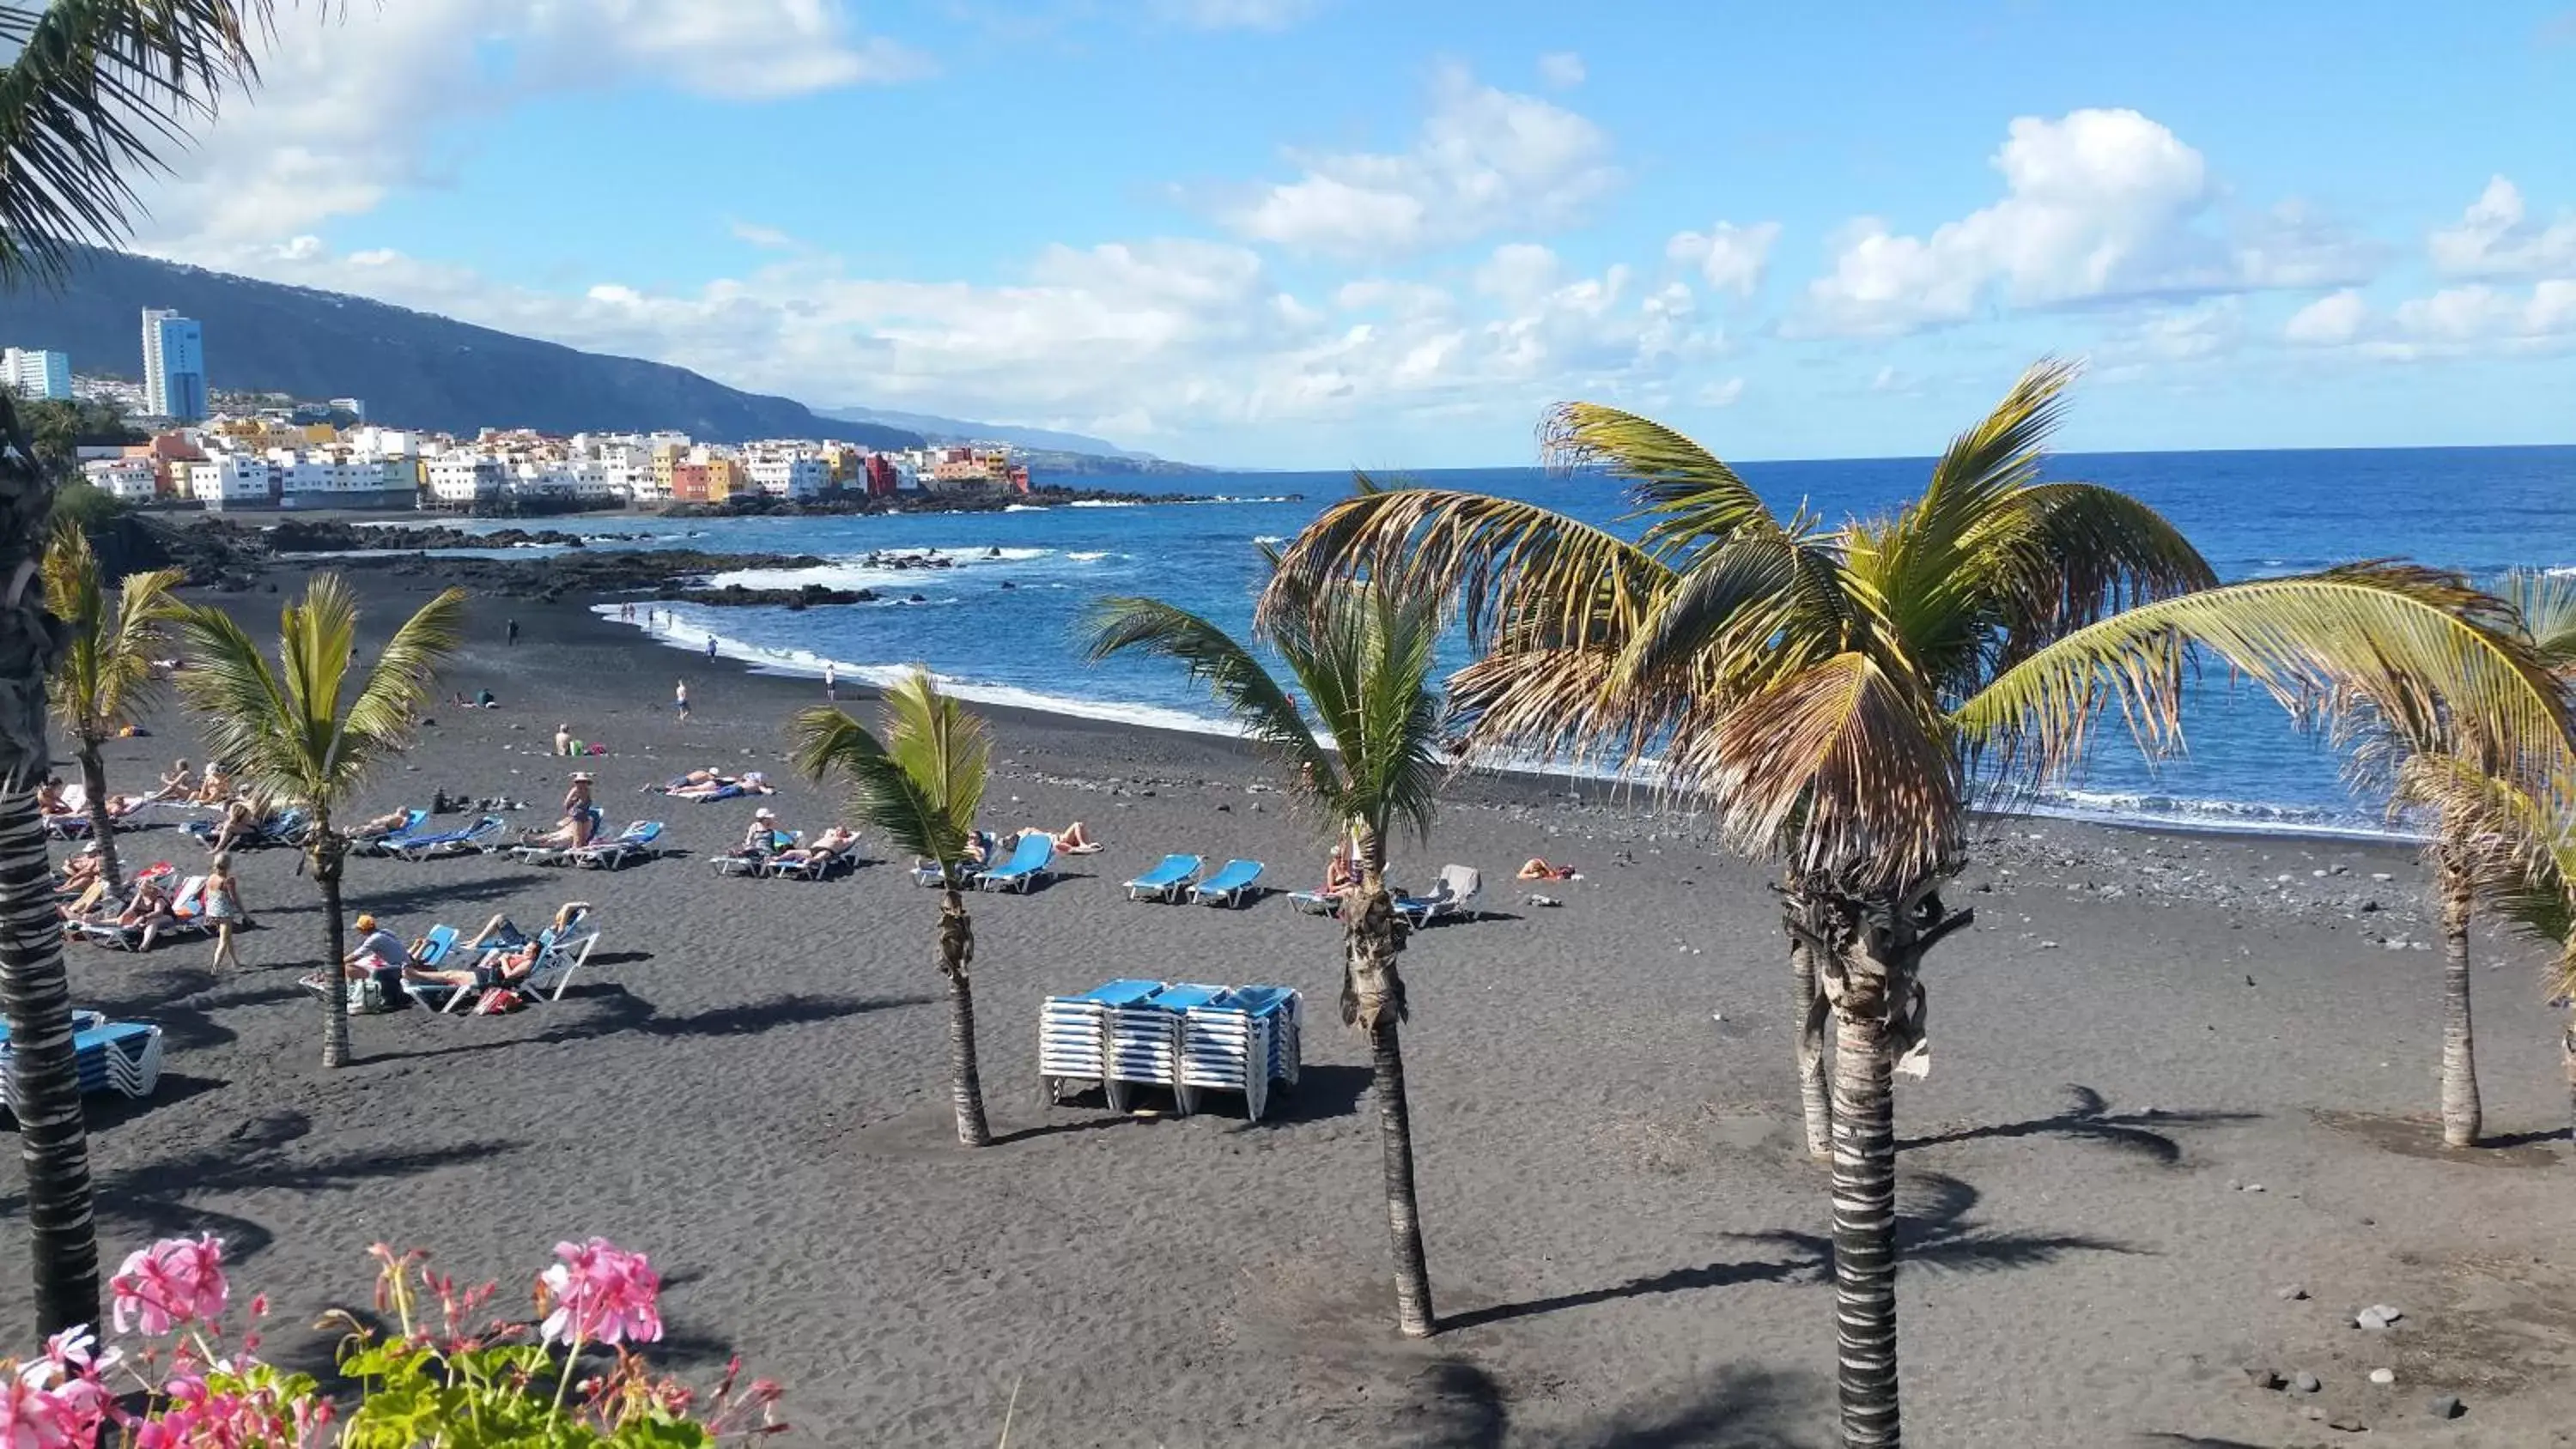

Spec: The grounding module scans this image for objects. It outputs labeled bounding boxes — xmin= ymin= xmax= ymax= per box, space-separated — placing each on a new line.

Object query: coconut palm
xmin=1 ymin=0 xmax=285 ymax=1336
xmin=173 ymin=576 xmax=465 ymax=1069
xmin=1265 ymin=361 xmax=2576 ymax=1446
xmin=790 ymin=670 xmax=995 ymax=1148
xmin=42 ymin=520 xmax=184 ymax=891
xmin=1086 ymin=566 xmax=1448 ymax=1337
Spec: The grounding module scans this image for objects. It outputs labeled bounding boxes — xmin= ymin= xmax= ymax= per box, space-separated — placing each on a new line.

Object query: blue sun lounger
xmin=976 ymin=834 xmax=1054 ymax=894
xmin=350 ymin=809 xmax=432 ymax=856
xmin=1125 ymin=854 xmax=1200 ymax=902
xmin=392 ymin=814 xmax=503 ymax=860
xmin=1188 ymin=859 xmax=1264 ymax=907
xmin=398 ymin=925 xmax=468 ymax=1011
xmin=0 ymin=1012 xmax=166 ymax=1103
xmin=571 ymin=821 xmax=663 ymax=870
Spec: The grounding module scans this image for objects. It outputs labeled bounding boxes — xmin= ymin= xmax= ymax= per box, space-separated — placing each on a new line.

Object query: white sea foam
xmin=1003 ymin=504 xmax=1050 ymax=512
xmin=1066 ymin=499 xmax=1140 ymax=508
xmin=706 ymin=545 xmax=1052 ymax=591
xmin=1065 ymin=551 xmax=1111 ymax=561
xmin=1252 ymin=535 xmax=1286 ymax=545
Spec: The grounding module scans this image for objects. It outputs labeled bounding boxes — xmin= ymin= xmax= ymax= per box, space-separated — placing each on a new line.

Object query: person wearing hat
xmin=562 ymin=772 xmax=595 ymax=816
xmin=342 ymin=913 xmax=410 ymax=978
xmin=742 ymin=808 xmax=786 ymax=858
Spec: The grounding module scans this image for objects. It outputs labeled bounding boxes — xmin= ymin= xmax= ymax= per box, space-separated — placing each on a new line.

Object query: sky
xmin=110 ymin=0 xmax=2576 ymax=468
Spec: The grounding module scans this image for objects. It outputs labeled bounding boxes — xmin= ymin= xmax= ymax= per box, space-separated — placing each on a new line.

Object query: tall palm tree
xmin=2394 ymin=749 xmax=2576 ymax=1153
xmin=173 ymin=576 xmax=465 ymax=1069
xmin=43 ymin=520 xmax=183 ymax=892
xmin=1086 ymin=565 xmax=1448 ymax=1337
xmin=1266 ymin=361 xmax=2575 ymax=1445
xmin=1 ymin=0 xmax=284 ymax=1337
xmin=790 ymin=670 xmax=995 ymax=1148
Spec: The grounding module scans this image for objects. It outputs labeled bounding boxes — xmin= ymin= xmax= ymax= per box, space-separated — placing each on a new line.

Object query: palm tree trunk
xmin=0 ymin=391 xmax=96 ymax=1336
xmin=76 ymin=739 xmax=122 ymax=894
xmin=1829 ymin=995 xmax=1900 ymax=1449
xmin=1343 ymin=858 xmax=1435 ymax=1337
xmin=2561 ymin=1014 xmax=2575 ymax=1162
xmin=0 ymin=788 xmax=100 ymax=1337
xmin=1791 ymin=935 xmax=1834 ymax=1161
xmin=2437 ymin=852 xmax=2480 ymax=1149
xmin=937 ymin=888 xmax=989 ymax=1147
xmin=312 ymin=830 xmax=350 ymax=1070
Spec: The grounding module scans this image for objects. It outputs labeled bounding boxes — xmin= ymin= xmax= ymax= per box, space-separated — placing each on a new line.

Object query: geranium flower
xmin=110 ymin=1236 xmax=228 ymax=1337
xmin=538 ymin=1240 xmax=662 ymax=1347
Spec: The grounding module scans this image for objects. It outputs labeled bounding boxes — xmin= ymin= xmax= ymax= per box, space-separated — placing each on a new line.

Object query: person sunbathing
xmin=521 ymin=810 xmax=598 ymax=851
xmin=1516 ymin=858 xmax=1579 ymax=881
xmin=963 ymin=831 xmax=991 ymax=869
xmin=465 ymin=901 xmax=594 ymax=955
xmin=562 ymin=772 xmax=594 ymax=815
xmin=1025 ymin=821 xmax=1098 ymax=854
xmin=1321 ymin=841 xmax=1363 ymax=900
xmin=33 ymin=778 xmax=66 ymax=817
xmin=666 ymin=773 xmax=738 ymax=800
xmin=404 ymin=935 xmax=542 ymax=995
xmin=145 ymin=759 xmax=197 ymax=803
xmin=205 ymin=797 xmax=260 ymax=853
xmin=648 ymin=767 xmax=724 ymax=795
xmin=54 ymin=846 xmax=102 ymax=898
xmin=350 ymin=808 xmax=418 ymax=840
xmin=738 ymin=809 xmax=787 ymax=857
xmin=191 ymin=765 xmax=233 ymax=807
xmin=115 ymin=876 xmax=178 ymax=952
xmin=772 ymin=825 xmax=857 ymax=870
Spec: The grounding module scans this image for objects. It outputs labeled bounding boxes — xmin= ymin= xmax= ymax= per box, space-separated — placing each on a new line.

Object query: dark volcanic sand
xmin=5 ymin=567 xmax=2574 ymax=1447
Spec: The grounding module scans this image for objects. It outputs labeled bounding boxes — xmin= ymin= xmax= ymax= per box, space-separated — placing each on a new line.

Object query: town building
xmin=185 ymin=454 xmax=274 ymax=510
xmin=1 ymin=347 xmax=72 ymax=401
xmin=81 ymin=456 xmax=161 ymax=502
xmin=140 ymin=309 xmax=207 ymax=421
xmin=424 ymin=454 xmax=505 ymax=507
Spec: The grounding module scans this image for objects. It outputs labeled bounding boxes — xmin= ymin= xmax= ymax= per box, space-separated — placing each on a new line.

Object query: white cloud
xmin=1147 ymin=0 xmax=1324 ymax=29
xmin=1214 ymin=64 xmax=1619 ymax=258
xmin=2428 ymin=177 xmax=2576 ymax=279
xmin=1795 ymin=109 xmax=2372 ymax=337
xmin=2283 ymin=288 xmax=2367 ymax=346
xmin=728 ymin=221 xmax=799 ymax=251
xmin=2393 ymin=281 xmax=2576 ymax=346
xmin=1697 ymin=377 xmax=1745 ymax=408
xmin=129 ymin=1 xmax=926 ymax=249
xmin=1537 ymin=51 xmax=1587 ymax=88
xmin=1665 ymin=220 xmax=1782 ymax=299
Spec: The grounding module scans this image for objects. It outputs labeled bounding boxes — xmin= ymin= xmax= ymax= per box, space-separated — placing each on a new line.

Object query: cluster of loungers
xmin=1123 ymin=855 xmax=1265 ymax=906
xmin=713 ymin=828 xmax=859 ymax=880
xmin=1286 ymin=864 xmax=1484 ymax=926
xmin=1039 ymin=979 xmax=1302 ymax=1121
xmin=300 ymin=909 xmax=604 ymax=1016
xmin=912 ymin=832 xmax=1055 ymax=894
xmin=0 ymin=1010 xmax=164 ymax=1104
xmin=512 ymin=817 xmax=665 ymax=870
xmin=67 ymin=862 xmax=218 ymax=952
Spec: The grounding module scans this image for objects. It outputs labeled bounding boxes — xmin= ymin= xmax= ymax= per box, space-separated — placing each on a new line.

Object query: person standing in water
xmin=823 ymin=662 xmax=836 ymax=701
xmin=675 ymin=679 xmax=690 ymax=721
xmin=506 ymin=617 xmax=519 ymax=646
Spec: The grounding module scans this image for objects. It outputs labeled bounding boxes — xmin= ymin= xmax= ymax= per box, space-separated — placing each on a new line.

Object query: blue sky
xmin=136 ymin=0 xmax=2576 ymax=467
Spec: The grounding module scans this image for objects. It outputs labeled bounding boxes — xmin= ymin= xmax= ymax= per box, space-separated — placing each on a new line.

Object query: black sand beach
xmin=8 ymin=567 xmax=2574 ymax=1446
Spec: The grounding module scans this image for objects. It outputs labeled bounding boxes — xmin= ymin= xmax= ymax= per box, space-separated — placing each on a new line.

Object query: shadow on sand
xmin=1900 ymin=1085 xmax=2256 ymax=1166
xmin=383 ymin=986 xmax=932 ymax=1062
xmin=1394 ymin=1360 xmax=1821 ymax=1449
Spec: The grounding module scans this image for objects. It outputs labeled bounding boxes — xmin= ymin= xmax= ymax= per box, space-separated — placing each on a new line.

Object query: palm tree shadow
xmin=2131 ymin=1435 xmax=2279 ymax=1448
xmin=1899 ymin=1085 xmax=2255 ymax=1167
xmin=1455 ymin=1170 xmax=2137 ymax=1333
xmin=1236 ymin=1063 xmax=1371 ymax=1128
xmin=1395 ymin=1360 xmax=1820 ymax=1449
xmin=0 ymin=1106 xmax=523 ymax=1266
xmin=380 ymin=987 xmax=932 ymax=1061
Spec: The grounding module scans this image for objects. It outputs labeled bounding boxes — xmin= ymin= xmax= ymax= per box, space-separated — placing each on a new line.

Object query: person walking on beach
xmin=205 ymin=853 xmax=246 ymax=972
xmin=675 ymin=679 xmax=690 ymax=721
xmin=704 ymin=635 xmax=718 ymax=662
xmin=506 ymin=617 xmax=519 ymax=646
xmin=823 ymin=662 xmax=836 ymax=701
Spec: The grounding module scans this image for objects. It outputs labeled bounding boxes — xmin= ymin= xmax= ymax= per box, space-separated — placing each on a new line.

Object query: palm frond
xmin=2498 ymin=567 xmax=2576 ymax=671
xmin=337 ymin=585 xmax=465 ymax=780
xmin=1965 ymin=482 xmax=2217 ymax=667
xmin=0 ymin=0 xmax=280 ymax=284
xmin=1288 ymin=582 xmax=1447 ymax=846
xmin=2395 ymin=752 xmax=2576 ymax=997
xmin=787 ymin=670 xmax=986 ymax=866
xmin=1536 ymin=401 xmax=1782 ymax=562
xmin=1958 ymin=562 xmax=2576 ymax=799
xmin=1615 ymin=530 xmax=1859 ymax=694
xmin=1260 ymin=487 xmax=1674 ymax=653
xmin=1084 ymin=596 xmax=1337 ymax=785
xmin=173 ymin=600 xmax=313 ymax=805
xmin=1669 ymin=650 xmax=1960 ymax=891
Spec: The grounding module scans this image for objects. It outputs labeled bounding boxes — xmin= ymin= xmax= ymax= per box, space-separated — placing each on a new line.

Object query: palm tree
xmin=1265 ymin=361 xmax=2576 ymax=1445
xmin=2394 ymin=749 xmax=2576 ymax=1153
xmin=1 ymin=0 xmax=284 ymax=1337
xmin=173 ymin=576 xmax=465 ymax=1069
xmin=1086 ymin=566 xmax=1448 ymax=1337
xmin=789 ymin=670 xmax=995 ymax=1148
xmin=42 ymin=521 xmax=183 ymax=892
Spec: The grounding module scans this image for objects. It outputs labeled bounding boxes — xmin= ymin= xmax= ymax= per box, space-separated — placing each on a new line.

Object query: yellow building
xmin=703 ymin=456 xmax=748 ymax=501
xmin=651 ymin=441 xmax=687 ymax=499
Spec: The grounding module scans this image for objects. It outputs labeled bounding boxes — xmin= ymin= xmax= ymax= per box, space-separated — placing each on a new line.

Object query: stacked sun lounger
xmin=0 ymin=1010 xmax=165 ymax=1103
xmin=1037 ymin=979 xmax=1303 ymax=1121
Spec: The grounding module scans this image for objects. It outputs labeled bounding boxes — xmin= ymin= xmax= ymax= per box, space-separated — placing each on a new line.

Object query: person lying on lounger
xmin=54 ymin=845 xmax=103 ymax=898
xmin=771 ymin=825 xmax=857 ymax=870
xmin=521 ymin=810 xmax=598 ymax=851
xmin=1321 ymin=837 xmax=1363 ymax=901
xmin=115 ymin=876 xmax=179 ymax=951
xmin=349 ymin=807 xmax=419 ymax=840
xmin=33 ymin=777 xmax=67 ymax=817
xmin=146 ymin=759 xmax=197 ymax=803
xmin=739 ymin=809 xmax=787 ymax=855
xmin=404 ymin=934 xmax=546 ymax=996
xmin=1019 ymin=821 xmax=1098 ymax=853
xmin=462 ymin=902 xmax=594 ymax=955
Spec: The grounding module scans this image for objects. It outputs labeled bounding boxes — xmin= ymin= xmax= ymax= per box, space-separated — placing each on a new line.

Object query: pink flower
xmin=110 ymin=1236 xmax=228 ymax=1337
xmin=0 ymin=1375 xmax=83 ymax=1449
xmin=537 ymin=1239 xmax=662 ymax=1347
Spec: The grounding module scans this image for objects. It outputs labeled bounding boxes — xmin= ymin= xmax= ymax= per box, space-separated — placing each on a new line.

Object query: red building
xmin=863 ymin=453 xmax=900 ymax=499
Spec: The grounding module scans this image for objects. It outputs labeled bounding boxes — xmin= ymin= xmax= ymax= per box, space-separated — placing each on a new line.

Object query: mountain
xmin=2 ymin=248 xmax=922 ymax=449
xmin=816 ymin=405 xmax=1142 ymax=459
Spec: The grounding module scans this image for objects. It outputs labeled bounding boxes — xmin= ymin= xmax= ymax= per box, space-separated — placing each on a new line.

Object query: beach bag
xmin=344 ymin=977 xmax=402 ymax=1015
xmin=475 ymin=987 xmax=528 ymax=1015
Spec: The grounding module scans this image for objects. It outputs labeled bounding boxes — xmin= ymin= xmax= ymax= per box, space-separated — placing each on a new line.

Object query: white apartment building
xmin=2 ymin=347 xmax=72 ymax=401
xmin=745 ymin=449 xmax=829 ymax=500
xmin=81 ymin=457 xmax=160 ymax=502
xmin=274 ymin=452 xmax=413 ymax=509
xmin=187 ymin=454 xmax=275 ymax=509
xmin=425 ymin=454 xmax=505 ymax=506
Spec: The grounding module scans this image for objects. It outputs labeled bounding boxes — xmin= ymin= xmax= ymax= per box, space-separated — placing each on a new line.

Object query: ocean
xmin=420 ymin=445 xmax=2574 ymax=840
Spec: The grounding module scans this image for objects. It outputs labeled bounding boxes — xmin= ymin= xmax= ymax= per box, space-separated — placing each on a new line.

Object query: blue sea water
xmin=426 ymin=446 xmax=2573 ymax=840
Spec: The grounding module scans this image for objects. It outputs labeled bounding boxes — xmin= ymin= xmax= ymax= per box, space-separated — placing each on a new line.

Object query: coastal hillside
xmin=3 ymin=247 xmax=924 ymax=448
